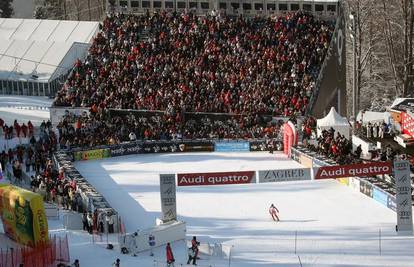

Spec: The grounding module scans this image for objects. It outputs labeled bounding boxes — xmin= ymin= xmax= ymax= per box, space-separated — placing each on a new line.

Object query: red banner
xmin=177 ymin=171 xmax=256 ymax=186
xmin=315 ymin=162 xmax=392 ymax=179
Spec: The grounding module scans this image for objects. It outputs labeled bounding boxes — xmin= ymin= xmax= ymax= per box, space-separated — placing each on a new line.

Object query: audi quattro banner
xmin=315 ymin=161 xmax=392 ymax=179
xmin=177 ymin=171 xmax=256 ymax=186
xmin=258 ymin=168 xmax=311 ymax=183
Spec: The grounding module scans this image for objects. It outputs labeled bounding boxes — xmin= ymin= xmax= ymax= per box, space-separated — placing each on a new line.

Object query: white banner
xmin=160 ymin=174 xmax=177 ymax=222
xmin=394 ymin=160 xmax=413 ymax=234
xmin=49 ymin=107 xmax=89 ymax=126
xmin=258 ymin=168 xmax=311 ymax=183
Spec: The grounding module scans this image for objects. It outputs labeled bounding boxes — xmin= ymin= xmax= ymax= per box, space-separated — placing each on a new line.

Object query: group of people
xmin=53 ymin=11 xmax=333 ymax=118
xmin=313 ymin=128 xmax=356 ymax=165
xmin=0 ymin=118 xmax=35 ymax=139
xmin=82 ymin=209 xmax=115 ymax=235
xmin=56 ymin=109 xmax=282 ymax=149
xmin=165 ymin=236 xmax=200 ymax=266
xmin=364 ymin=121 xmax=389 ymax=139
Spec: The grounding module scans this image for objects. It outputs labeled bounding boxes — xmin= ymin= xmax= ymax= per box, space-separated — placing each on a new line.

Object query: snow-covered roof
xmin=0 ymin=19 xmax=99 ymax=82
xmin=357 ymin=111 xmax=391 ymax=124
xmin=317 ymin=107 xmax=349 ymax=127
xmin=390 ymin=98 xmax=414 ymax=113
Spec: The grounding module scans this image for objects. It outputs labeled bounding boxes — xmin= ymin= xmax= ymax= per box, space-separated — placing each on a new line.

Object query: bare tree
xmin=344 ymin=0 xmax=414 ymax=112
xmin=379 ymin=0 xmax=414 ymax=97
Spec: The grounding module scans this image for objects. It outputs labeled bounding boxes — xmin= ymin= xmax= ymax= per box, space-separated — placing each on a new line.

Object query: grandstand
xmin=0 ymin=19 xmax=99 ymax=97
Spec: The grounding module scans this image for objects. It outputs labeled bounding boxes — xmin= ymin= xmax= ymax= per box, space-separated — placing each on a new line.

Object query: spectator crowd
xmin=0 ymin=118 xmax=35 ymax=139
xmin=54 ymin=11 xmax=333 ymax=118
xmin=56 ymin=109 xmax=283 ymax=148
xmin=0 ymin=119 xmax=84 ymax=214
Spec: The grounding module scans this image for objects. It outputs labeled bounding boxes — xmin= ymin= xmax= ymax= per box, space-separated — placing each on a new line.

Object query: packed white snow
xmin=73 ymin=151 xmax=414 ymax=266
xmin=0 ymin=95 xmax=51 ymax=125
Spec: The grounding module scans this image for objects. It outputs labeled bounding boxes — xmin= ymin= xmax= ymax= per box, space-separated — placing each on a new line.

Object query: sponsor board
xmin=373 ymin=188 xmax=388 ymax=207
xmin=313 ymin=158 xmax=330 ymax=167
xmin=348 ymin=177 xmax=360 ymax=192
xmin=258 ymin=168 xmax=311 ymax=183
xmin=290 ymin=148 xmax=300 ymax=161
xmin=178 ymin=142 xmax=214 ymax=152
xmin=50 ymin=107 xmax=89 ymax=126
xmin=359 ymin=179 xmax=373 ymax=198
xmin=111 ymin=142 xmax=143 ymax=157
xmin=110 ymin=141 xmax=214 ymax=156
xmin=215 ymin=141 xmax=250 ymax=152
xmin=337 ymin=177 xmax=349 ymax=186
xmin=0 ymin=184 xmax=48 ymax=247
xmin=387 ymin=195 xmax=397 ymax=212
xmin=394 ymin=160 xmax=413 ymax=233
xmin=315 ymin=162 xmax=392 ymax=179
xmin=160 ymin=174 xmax=177 ymax=222
xmin=298 ymin=154 xmax=313 ymax=168
xmin=177 ymin=171 xmax=256 ymax=186
xmin=249 ymin=140 xmax=281 ymax=152
xmin=74 ymin=148 xmax=111 ymax=161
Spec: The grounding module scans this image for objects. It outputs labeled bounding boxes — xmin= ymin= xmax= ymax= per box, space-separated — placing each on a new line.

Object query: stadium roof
xmin=0 ymin=18 xmax=99 ymax=82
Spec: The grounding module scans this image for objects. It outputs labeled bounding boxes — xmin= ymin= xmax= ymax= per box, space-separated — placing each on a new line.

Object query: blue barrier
xmin=215 ymin=141 xmax=250 ymax=152
xmin=373 ymin=188 xmax=388 ymax=207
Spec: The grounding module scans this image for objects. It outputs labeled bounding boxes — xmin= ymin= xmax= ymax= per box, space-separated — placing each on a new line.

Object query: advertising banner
xmin=110 ymin=140 xmax=215 ymax=157
xmin=177 ymin=141 xmax=214 ymax=152
xmin=160 ymin=174 xmax=177 ymax=223
xmin=215 ymin=141 xmax=250 ymax=152
xmin=313 ymin=158 xmax=330 ymax=167
xmin=373 ymin=188 xmax=388 ymax=207
xmin=74 ymin=148 xmax=111 ymax=161
xmin=387 ymin=195 xmax=397 ymax=212
xmin=0 ymin=184 xmax=48 ymax=247
xmin=290 ymin=148 xmax=300 ymax=161
xmin=111 ymin=142 xmax=143 ymax=157
xmin=249 ymin=140 xmax=280 ymax=152
xmin=337 ymin=177 xmax=349 ymax=186
xmin=394 ymin=160 xmax=413 ymax=233
xmin=177 ymin=171 xmax=256 ymax=186
xmin=348 ymin=177 xmax=360 ymax=192
xmin=359 ymin=179 xmax=373 ymax=198
xmin=298 ymin=154 xmax=313 ymax=168
xmin=258 ymin=168 xmax=311 ymax=183
xmin=315 ymin=162 xmax=392 ymax=179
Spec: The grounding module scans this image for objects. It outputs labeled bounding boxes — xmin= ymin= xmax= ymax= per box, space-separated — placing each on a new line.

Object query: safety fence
xmin=0 ymin=235 xmax=70 ymax=267
xmin=290 ymin=146 xmax=400 ymax=212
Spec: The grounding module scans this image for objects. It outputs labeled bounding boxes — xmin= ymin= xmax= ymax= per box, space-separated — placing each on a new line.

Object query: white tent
xmin=317 ymin=107 xmax=350 ymax=139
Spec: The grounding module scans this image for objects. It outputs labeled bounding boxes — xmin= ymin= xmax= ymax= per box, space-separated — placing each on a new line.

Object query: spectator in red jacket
xmin=166 ymin=243 xmax=175 ymax=266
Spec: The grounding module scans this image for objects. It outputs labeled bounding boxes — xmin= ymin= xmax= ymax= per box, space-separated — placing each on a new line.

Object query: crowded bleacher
xmin=50 ymin=11 xmax=334 ymax=146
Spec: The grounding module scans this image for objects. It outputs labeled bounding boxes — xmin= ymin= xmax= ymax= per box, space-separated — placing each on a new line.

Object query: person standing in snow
xmin=112 ymin=258 xmax=120 ymax=267
xmin=166 ymin=242 xmax=175 ymax=266
xmin=187 ymin=246 xmax=196 ymax=265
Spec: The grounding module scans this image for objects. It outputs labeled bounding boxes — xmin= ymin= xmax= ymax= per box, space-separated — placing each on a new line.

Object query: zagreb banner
xmin=315 ymin=162 xmax=392 ymax=179
xmin=258 ymin=168 xmax=311 ymax=183
xmin=177 ymin=171 xmax=256 ymax=186
xmin=0 ymin=184 xmax=48 ymax=247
